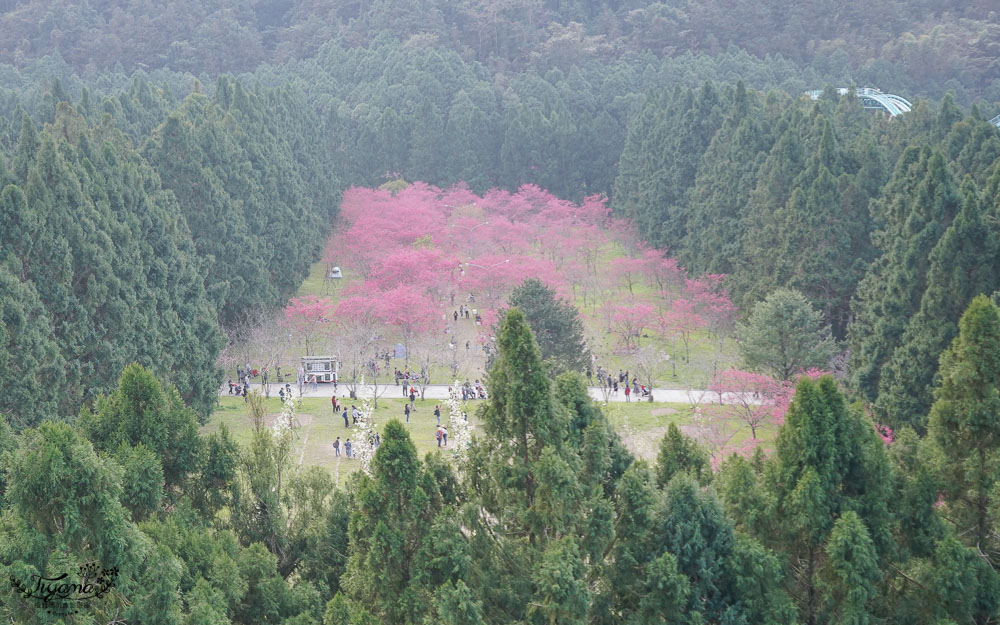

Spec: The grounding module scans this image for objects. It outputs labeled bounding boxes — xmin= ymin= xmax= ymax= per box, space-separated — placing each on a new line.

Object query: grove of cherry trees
xmin=268 ymin=181 xmax=833 ymax=458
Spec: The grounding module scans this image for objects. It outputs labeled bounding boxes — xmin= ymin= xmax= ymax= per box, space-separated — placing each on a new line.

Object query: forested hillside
xmin=614 ymin=84 xmax=1000 ymax=430
xmin=1 ymin=0 xmax=998 ymax=102
xmin=4 ymin=1 xmax=1000 ymax=623
xmin=0 ymin=77 xmax=339 ymax=421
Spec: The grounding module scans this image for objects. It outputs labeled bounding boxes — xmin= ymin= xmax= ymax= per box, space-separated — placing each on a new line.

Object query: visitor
xmin=332 ymin=395 xmax=339 ymax=416
xmin=352 ymin=405 xmax=360 ymax=424
xmin=436 ymin=426 xmax=443 ymax=447
xmin=442 ymin=426 xmax=448 ymax=446
xmin=624 ymin=385 xmax=631 ymax=402
xmin=404 ymin=403 xmax=411 ymax=423
xmin=228 ymin=379 xmax=234 ymax=394
xmin=333 ymin=437 xmax=341 ymax=457
xmin=344 ymin=439 xmax=352 ymax=458
xmin=434 ymin=405 xmax=441 ymax=425
xmin=409 ymin=388 xmax=417 ymax=410
xmin=342 ymin=408 xmax=349 ymax=428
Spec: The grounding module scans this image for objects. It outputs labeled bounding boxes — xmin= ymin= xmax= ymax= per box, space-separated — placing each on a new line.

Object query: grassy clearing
xmin=208 ymin=392 xmax=777 ymax=486
xmin=209 ymin=396 xmax=486 ymax=488
xmin=288 ymin=252 xmax=742 ymax=389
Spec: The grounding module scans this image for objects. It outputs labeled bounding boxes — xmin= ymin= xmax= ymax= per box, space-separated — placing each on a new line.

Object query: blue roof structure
xmin=805 ymin=87 xmax=912 ymax=117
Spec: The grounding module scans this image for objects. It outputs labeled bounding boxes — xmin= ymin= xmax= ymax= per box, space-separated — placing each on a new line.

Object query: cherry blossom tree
xmin=370 ymin=285 xmax=443 ymax=368
xmin=656 ymin=298 xmax=706 ymax=362
xmin=280 ymin=296 xmax=333 ymax=356
xmin=611 ymin=302 xmax=655 ymax=352
xmin=333 ymin=297 xmax=385 ymax=399
xmin=610 ymin=256 xmax=648 ymax=296
xmin=684 ymin=275 xmax=735 ymax=335
xmin=709 ymin=369 xmax=794 ymax=439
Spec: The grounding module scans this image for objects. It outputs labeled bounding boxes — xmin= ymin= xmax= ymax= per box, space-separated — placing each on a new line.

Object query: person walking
xmin=404 ymin=403 xmax=411 ymax=423
xmin=436 ymin=426 xmax=443 ymax=447
xmin=342 ymin=408 xmax=350 ymax=428
xmin=442 ymin=426 xmax=448 ymax=446
xmin=344 ymin=439 xmax=352 ymax=458
xmin=409 ymin=389 xmax=416 ymax=411
xmin=624 ymin=385 xmax=631 ymax=402
xmin=613 ymin=380 xmax=619 ymax=395
xmin=434 ymin=405 xmax=441 ymax=425
xmin=352 ymin=405 xmax=359 ymax=425
xmin=332 ymin=395 xmax=338 ymax=416
xmin=333 ymin=437 xmax=341 ymax=457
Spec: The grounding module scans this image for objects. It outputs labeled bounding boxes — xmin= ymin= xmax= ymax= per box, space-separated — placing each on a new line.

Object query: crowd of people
xmin=591 ymin=365 xmax=651 ymax=401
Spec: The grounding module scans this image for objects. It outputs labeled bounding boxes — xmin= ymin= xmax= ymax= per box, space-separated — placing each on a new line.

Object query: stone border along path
xmin=222 ymin=383 xmax=761 ymax=405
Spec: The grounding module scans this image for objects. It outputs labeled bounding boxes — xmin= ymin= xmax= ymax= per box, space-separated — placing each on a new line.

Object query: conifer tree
xmin=767 ymin=376 xmax=892 ymax=625
xmin=928 ymin=296 xmax=1000 ymax=563
xmin=876 ymin=180 xmax=999 ymax=430
xmin=655 ymin=422 xmax=710 ymax=487
xmin=737 ymin=288 xmax=837 ymax=380
xmin=506 ymin=278 xmax=590 ymax=375
xmin=850 ymin=149 xmax=960 ymax=404
xmin=344 ymin=419 xmax=455 ymax=625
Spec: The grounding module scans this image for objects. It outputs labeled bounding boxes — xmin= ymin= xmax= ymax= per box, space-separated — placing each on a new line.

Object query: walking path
xmin=222 ymin=382 xmax=749 ymax=405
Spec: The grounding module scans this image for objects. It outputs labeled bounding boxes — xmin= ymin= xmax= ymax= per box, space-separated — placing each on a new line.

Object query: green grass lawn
xmin=209 ymin=396 xmax=483 ymax=488
xmin=207 ymin=392 xmax=777 ymax=486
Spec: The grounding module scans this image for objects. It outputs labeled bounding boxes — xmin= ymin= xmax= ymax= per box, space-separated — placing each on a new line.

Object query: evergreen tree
xmin=849 ymin=148 xmax=960 ymax=403
xmin=928 ymin=296 xmax=1000 ymax=563
xmin=766 ymin=376 xmax=892 ymax=625
xmin=80 ymin=363 xmax=203 ymax=491
xmin=682 ymin=82 xmax=775 ymax=276
xmin=737 ymin=288 xmax=837 ymax=380
xmin=876 ymin=180 xmax=999 ymax=430
xmin=505 ymin=278 xmax=590 ymax=375
xmin=655 ymin=422 xmax=710 ymax=487
xmin=344 ymin=419 xmax=455 ymax=624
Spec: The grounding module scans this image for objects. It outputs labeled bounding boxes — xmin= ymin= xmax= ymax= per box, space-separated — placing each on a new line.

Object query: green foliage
xmin=344 ymin=419 xmax=454 ymax=624
xmin=506 ymin=278 xmax=590 ymax=375
xmin=929 ymin=296 xmax=1000 ymax=562
xmin=824 ymin=511 xmax=881 ymax=625
xmin=655 ymin=422 xmax=710 ymax=487
xmin=114 ymin=442 xmax=165 ymax=521
xmin=875 ymin=181 xmax=1000 ymax=430
xmin=766 ymin=377 xmax=892 ymax=624
xmin=1 ymin=109 xmax=224 ymax=421
xmin=81 ymin=363 xmax=202 ymax=491
xmin=737 ymin=288 xmax=837 ymax=380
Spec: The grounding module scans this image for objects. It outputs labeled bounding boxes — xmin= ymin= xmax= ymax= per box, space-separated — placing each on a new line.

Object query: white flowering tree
xmin=447 ymin=381 xmax=473 ymax=463
xmin=354 ymin=379 xmax=379 ymax=475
